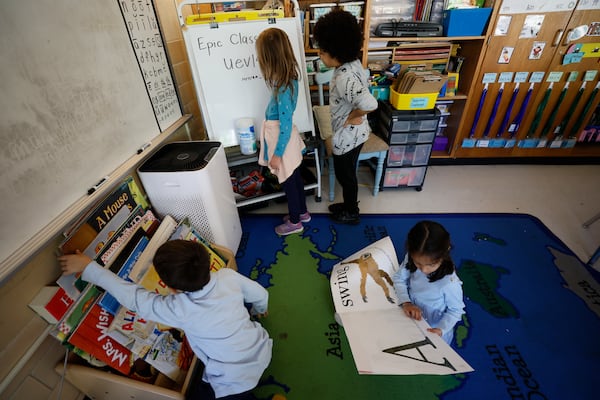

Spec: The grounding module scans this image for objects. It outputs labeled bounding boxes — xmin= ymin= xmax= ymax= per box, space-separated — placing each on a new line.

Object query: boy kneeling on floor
xmin=59 ymin=239 xmax=272 ymax=400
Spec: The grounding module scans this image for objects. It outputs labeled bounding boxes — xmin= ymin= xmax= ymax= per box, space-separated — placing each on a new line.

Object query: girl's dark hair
xmin=313 ymin=9 xmax=362 ymax=64
xmin=153 ymin=240 xmax=211 ymax=292
xmin=405 ymin=220 xmax=455 ymax=282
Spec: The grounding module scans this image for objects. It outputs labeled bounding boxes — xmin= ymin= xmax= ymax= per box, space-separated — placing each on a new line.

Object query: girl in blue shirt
xmin=393 ymin=221 xmax=465 ymax=344
xmin=256 ymin=28 xmax=310 ymax=236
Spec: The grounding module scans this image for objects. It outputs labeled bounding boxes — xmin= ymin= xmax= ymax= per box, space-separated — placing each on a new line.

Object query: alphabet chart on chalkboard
xmin=119 ymin=0 xmax=182 ymax=131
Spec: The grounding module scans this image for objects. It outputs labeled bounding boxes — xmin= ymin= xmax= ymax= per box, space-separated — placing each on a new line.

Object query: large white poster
xmin=330 ymin=236 xmax=474 ymax=375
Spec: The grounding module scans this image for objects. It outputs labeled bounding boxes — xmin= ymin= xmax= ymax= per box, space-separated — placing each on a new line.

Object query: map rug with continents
xmin=234 ymin=213 xmax=600 ymax=400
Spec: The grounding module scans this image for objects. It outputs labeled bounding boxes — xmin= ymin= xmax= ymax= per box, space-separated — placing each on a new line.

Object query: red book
xmin=45 ymin=287 xmax=75 ymax=322
xmin=68 ymin=302 xmax=134 ymax=375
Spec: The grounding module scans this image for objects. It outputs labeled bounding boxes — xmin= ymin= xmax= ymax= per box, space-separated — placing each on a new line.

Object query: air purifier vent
xmin=139 ymin=142 xmax=219 ymax=172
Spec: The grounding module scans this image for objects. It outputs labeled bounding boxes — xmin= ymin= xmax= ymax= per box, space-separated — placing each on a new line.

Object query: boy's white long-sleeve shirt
xmin=392 ymin=255 xmax=465 ymax=344
xmin=82 ymin=262 xmax=272 ymax=398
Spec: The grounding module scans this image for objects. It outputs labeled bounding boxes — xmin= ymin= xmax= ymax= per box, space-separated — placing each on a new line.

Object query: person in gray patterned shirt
xmin=314 ymin=9 xmax=377 ymax=225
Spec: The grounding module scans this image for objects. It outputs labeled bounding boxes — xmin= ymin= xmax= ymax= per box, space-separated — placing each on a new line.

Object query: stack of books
xmin=31 ymin=176 xmax=229 ymax=383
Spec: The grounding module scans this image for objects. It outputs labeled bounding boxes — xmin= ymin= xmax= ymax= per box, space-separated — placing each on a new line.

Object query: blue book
xmin=97 ymin=234 xmax=150 ymax=315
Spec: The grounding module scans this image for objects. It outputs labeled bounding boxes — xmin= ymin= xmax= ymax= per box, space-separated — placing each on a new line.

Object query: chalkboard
xmin=181 ymin=15 xmax=315 ymax=147
xmin=0 ymin=0 xmax=182 ymax=278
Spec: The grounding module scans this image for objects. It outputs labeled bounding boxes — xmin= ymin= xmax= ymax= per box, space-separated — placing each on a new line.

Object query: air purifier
xmin=137 ymin=141 xmax=242 ymax=253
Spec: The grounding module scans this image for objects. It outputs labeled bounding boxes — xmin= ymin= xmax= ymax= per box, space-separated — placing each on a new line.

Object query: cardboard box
xmin=442 ymin=8 xmax=493 ymax=37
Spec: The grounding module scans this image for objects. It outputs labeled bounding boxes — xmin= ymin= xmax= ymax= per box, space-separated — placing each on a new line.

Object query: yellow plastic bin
xmin=389 ymin=88 xmax=438 ymax=110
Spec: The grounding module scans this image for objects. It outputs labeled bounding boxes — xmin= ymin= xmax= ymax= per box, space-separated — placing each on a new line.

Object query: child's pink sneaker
xmin=283 ymin=211 xmax=311 ymax=223
xmin=275 ymin=220 xmax=303 ymax=236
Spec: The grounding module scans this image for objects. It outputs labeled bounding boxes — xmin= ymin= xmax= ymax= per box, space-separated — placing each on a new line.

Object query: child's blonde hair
xmin=256 ymin=27 xmax=299 ymax=99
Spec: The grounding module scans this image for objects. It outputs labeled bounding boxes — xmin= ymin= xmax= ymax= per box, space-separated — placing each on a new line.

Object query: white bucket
xmin=235 ymin=118 xmax=257 ymax=155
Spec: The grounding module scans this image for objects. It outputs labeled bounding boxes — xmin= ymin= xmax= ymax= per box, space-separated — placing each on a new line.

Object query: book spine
xmin=128 ymin=215 xmax=178 ymax=282
xmin=50 ymin=285 xmax=102 ymax=343
xmin=67 ymin=303 xmax=133 ymax=375
xmin=97 ymin=235 xmax=150 ymax=314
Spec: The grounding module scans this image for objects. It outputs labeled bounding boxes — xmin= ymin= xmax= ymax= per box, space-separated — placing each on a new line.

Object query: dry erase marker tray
xmin=186 ymin=9 xmax=284 ymax=25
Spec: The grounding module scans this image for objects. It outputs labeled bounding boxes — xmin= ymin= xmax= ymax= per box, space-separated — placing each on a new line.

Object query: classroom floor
xmin=244 ymin=163 xmax=600 ymax=270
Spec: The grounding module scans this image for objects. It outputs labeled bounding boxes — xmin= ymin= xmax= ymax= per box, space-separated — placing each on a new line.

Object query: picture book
xmin=59 ymin=176 xmax=147 ymax=255
xmin=169 ymin=217 xmax=229 ymax=272
xmin=96 ymin=207 xmax=157 ymax=266
xmin=97 ymin=231 xmax=150 ymax=315
xmin=330 ymin=236 xmax=473 ymax=375
xmin=58 ymin=207 xmax=157 ymax=298
xmin=50 ymin=284 xmax=102 ymax=343
xmin=67 ymin=301 xmax=134 ymax=375
xmin=107 ymin=302 xmax=190 ymax=380
xmin=28 ymin=286 xmax=69 ymax=324
xmin=143 ymin=328 xmax=189 ymax=382
xmin=127 ymin=215 xmax=179 ymax=282
xmin=57 ymin=177 xmax=151 ymax=298
xmin=107 ymin=307 xmax=159 ymax=359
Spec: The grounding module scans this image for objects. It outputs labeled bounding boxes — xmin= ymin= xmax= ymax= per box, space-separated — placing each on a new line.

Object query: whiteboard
xmin=182 ymin=17 xmax=315 ymax=147
xmin=0 ymin=0 xmax=182 ymax=276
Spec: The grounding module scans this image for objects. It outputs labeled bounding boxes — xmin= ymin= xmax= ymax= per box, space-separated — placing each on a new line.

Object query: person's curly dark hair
xmin=313 ymin=9 xmax=362 ymax=64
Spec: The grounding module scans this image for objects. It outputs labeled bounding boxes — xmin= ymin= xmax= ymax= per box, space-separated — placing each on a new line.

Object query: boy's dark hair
xmin=313 ymin=9 xmax=362 ymax=64
xmin=405 ymin=220 xmax=455 ymax=282
xmin=153 ymin=239 xmax=211 ymax=292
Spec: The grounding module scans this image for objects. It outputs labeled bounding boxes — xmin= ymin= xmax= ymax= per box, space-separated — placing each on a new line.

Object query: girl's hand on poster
xmin=427 ymin=327 xmax=442 ymax=337
xmin=401 ymin=302 xmax=422 ymax=320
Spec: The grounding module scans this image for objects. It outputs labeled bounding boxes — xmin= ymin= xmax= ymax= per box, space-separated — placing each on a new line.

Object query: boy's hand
xmin=254 ymin=311 xmax=268 ymax=319
xmin=57 ymin=250 xmax=92 ymax=276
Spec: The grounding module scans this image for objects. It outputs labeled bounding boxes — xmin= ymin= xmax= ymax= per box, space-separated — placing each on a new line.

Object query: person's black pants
xmin=186 ymin=378 xmax=256 ymax=400
xmin=282 ymin=166 xmax=306 ymax=223
xmin=332 ymin=143 xmax=363 ymax=212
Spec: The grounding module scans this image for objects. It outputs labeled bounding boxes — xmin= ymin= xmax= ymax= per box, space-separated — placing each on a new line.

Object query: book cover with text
xmin=68 ymin=302 xmax=134 ymax=375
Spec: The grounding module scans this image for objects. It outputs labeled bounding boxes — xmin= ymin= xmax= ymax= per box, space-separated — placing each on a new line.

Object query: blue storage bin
xmin=442 ymin=8 xmax=493 ymax=37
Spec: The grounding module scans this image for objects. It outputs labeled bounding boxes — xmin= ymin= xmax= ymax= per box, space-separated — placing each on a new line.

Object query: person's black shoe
xmin=330 ymin=210 xmax=360 ymax=225
xmin=328 ymin=202 xmax=360 ymax=214
xmin=328 ymin=203 xmax=344 ymax=214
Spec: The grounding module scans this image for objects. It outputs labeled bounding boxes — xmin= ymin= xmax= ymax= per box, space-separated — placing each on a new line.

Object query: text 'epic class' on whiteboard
xmin=183 ymin=18 xmax=313 ymax=147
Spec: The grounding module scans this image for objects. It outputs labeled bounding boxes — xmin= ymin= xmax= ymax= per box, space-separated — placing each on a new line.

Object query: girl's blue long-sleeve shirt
xmin=82 ymin=261 xmax=272 ymax=398
xmin=392 ymin=254 xmax=465 ymax=344
xmin=264 ymin=80 xmax=298 ymax=158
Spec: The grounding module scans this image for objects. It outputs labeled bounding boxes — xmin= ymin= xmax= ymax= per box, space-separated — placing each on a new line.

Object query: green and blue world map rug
xmin=234 ymin=213 xmax=600 ymax=400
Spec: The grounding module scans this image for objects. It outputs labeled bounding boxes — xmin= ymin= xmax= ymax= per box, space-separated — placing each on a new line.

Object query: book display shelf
xmin=298 ymin=0 xmax=600 ymax=161
xmin=39 ymin=177 xmax=237 ymax=400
